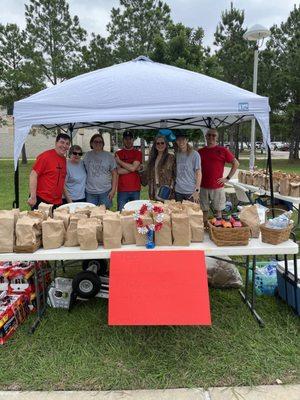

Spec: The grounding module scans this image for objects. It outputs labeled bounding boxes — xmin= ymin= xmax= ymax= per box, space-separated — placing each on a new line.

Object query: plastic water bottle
xmin=224 ymin=201 xmax=232 ymax=213
xmin=266 ymin=211 xmax=292 ymax=229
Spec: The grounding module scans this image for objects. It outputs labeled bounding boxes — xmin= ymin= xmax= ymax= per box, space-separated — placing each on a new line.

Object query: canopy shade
xmin=13 ymin=56 xmax=271 ymax=168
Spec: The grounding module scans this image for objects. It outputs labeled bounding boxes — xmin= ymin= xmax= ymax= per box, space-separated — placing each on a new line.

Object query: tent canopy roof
xmin=13 ymin=55 xmax=271 ymax=167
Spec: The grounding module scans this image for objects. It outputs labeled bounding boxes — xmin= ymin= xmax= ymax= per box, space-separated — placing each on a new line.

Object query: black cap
xmin=123 ymin=131 xmax=134 ymax=139
xmin=175 ymin=130 xmax=188 ymax=138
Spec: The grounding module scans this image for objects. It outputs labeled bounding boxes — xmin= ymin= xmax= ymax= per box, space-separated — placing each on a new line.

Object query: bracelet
xmin=226 ymin=176 xmax=231 ymax=180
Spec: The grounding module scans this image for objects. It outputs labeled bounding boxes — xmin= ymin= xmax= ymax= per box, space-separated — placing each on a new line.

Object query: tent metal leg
xmin=13 ymin=162 xmax=19 ymax=209
xmin=239 ymin=255 xmax=265 ymax=327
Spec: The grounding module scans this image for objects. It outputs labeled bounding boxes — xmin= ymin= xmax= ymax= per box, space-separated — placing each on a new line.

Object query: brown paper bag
xmin=38 ymin=202 xmax=53 ymax=218
xmin=188 ymin=209 xmax=204 ymax=242
xmin=53 ymin=209 xmax=70 ymax=230
xmin=42 ymin=218 xmax=65 ymax=249
xmin=77 ymin=218 xmax=100 ymax=250
xmin=289 ymin=182 xmax=300 ymax=198
xmin=239 ymin=205 xmax=260 ymax=238
xmin=0 ymin=210 xmax=15 ymax=253
xmin=15 ymin=216 xmax=42 ymax=250
xmin=171 ymin=212 xmax=191 ymax=246
xmin=90 ymin=206 xmax=106 ymax=220
xmin=28 ymin=210 xmax=46 ymax=221
xmin=135 ymin=215 xmax=153 ymax=246
xmin=103 ymin=214 xmax=122 ymax=249
xmin=64 ymin=214 xmax=88 ymax=247
xmin=120 ymin=214 xmax=136 ymax=245
xmin=182 ymin=200 xmax=201 ymax=212
xmin=280 ymin=176 xmax=290 ymax=196
xmin=245 ymin=172 xmax=254 ymax=185
xmin=154 ymin=213 xmax=172 ymax=246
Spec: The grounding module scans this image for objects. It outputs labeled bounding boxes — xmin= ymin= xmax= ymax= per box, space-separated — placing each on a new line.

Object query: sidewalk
xmin=0 ymin=385 xmax=299 ymax=400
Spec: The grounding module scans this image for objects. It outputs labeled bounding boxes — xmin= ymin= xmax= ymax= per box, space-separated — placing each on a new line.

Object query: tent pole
xmin=267 ymin=145 xmax=275 ymax=217
xmin=13 ymin=160 xmax=19 ymax=209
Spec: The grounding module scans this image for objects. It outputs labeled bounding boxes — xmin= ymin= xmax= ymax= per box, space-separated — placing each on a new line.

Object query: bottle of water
xmin=266 ymin=211 xmax=292 ymax=229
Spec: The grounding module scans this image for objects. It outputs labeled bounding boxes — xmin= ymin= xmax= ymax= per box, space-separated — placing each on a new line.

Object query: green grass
xmin=0 ymin=280 xmax=299 ymax=390
xmin=239 ymin=159 xmax=300 ymax=174
xmin=0 ymin=159 xmax=299 ymax=390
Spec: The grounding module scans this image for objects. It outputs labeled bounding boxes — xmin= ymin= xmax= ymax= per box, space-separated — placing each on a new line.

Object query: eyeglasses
xmin=156 ymin=141 xmax=166 ymax=145
xmin=93 ymin=140 xmax=104 ymax=145
xmin=72 ymin=151 xmax=82 ymax=156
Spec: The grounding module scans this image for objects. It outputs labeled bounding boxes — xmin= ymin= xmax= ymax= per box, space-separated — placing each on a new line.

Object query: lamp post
xmin=243 ymin=24 xmax=270 ymax=171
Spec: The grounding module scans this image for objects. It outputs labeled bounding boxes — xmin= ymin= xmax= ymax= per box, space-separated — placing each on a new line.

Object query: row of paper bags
xmin=0 ymin=202 xmax=204 ymax=252
xmin=238 ymin=170 xmax=300 ymax=197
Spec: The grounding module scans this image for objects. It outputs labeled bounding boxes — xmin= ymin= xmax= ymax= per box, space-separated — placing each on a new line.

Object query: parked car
xmin=279 ymin=143 xmax=290 ymax=151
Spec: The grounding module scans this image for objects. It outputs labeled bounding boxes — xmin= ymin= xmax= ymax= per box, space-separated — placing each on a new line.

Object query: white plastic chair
xmin=232 ymin=183 xmax=254 ymax=205
xmin=123 ymin=200 xmax=152 ymax=211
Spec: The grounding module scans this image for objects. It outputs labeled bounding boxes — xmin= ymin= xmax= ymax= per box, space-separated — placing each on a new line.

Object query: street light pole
xmin=243 ymin=24 xmax=270 ymax=171
xmin=249 ymin=45 xmax=258 ymax=171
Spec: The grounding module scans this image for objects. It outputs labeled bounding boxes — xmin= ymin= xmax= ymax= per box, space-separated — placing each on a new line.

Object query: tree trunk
xmin=229 ymin=127 xmax=234 ymax=153
xmin=141 ymin=137 xmax=146 ymax=163
xmin=234 ymin=124 xmax=240 ymax=159
xmin=21 ymin=144 xmax=27 ymax=164
xmin=289 ymin=110 xmax=300 ymax=160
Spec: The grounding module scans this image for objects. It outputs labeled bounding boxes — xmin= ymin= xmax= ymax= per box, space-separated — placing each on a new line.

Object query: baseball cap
xmin=175 ymin=130 xmax=188 ymax=138
xmin=123 ymin=131 xmax=134 ymax=139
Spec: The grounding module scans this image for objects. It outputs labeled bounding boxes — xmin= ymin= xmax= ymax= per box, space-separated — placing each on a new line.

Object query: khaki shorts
xmin=200 ymin=188 xmax=226 ymax=212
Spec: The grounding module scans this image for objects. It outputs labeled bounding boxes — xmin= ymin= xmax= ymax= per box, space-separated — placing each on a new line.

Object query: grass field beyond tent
xmin=0 ymin=159 xmax=299 ymax=390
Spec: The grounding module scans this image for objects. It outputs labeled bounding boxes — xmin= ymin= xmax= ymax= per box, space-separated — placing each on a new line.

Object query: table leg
xmin=239 ymin=255 xmax=265 ymax=327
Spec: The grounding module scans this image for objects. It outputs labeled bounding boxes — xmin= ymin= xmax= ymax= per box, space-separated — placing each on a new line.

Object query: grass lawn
xmin=0 ymin=158 xmax=299 ymax=390
xmin=238 ymin=159 xmax=300 ymax=174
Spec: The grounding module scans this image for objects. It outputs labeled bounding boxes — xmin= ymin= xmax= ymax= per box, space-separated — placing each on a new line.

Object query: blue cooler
xmin=277 ymin=260 xmax=300 ymax=316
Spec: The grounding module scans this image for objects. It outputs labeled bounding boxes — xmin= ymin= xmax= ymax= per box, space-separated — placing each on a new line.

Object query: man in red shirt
xmin=27 ymin=133 xmax=71 ymax=209
xmin=115 ymin=131 xmax=142 ymax=211
xmin=199 ymin=129 xmax=239 ymax=220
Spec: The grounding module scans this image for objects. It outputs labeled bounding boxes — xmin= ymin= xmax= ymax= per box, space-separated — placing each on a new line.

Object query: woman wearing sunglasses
xmin=64 ymin=145 xmax=87 ymax=203
xmin=142 ymin=135 xmax=176 ymax=200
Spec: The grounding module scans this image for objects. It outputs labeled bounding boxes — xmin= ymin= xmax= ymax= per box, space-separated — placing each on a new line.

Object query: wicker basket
xmin=208 ymin=221 xmax=251 ymax=246
xmin=260 ymin=223 xmax=293 ymax=245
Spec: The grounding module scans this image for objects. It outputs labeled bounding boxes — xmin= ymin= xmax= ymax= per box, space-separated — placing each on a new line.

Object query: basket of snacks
xmin=260 ymin=211 xmax=293 ymax=245
xmin=208 ymin=214 xmax=251 ymax=246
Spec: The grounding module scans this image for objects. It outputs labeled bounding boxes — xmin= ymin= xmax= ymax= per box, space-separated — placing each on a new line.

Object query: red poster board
xmin=108 ymin=250 xmax=211 ymax=326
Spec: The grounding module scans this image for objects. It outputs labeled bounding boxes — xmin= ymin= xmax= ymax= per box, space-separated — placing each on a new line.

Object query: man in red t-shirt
xmin=199 ymin=129 xmax=239 ymax=220
xmin=27 ymin=133 xmax=71 ymax=209
xmin=115 ymin=131 xmax=142 ymax=211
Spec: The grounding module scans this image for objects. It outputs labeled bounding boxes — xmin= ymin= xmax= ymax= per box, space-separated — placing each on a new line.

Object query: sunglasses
xmin=207 ymin=134 xmax=217 ymax=137
xmin=72 ymin=151 xmax=82 ymax=156
xmin=156 ymin=141 xmax=166 ymax=145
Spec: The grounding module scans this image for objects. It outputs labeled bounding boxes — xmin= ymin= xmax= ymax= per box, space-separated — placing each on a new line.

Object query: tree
xmin=0 ymin=23 xmax=44 ymax=113
xmin=0 ymin=23 xmax=45 ymax=164
xmin=214 ymin=3 xmax=253 ymax=158
xmin=81 ymin=33 xmax=114 ymax=72
xmin=25 ymin=0 xmax=87 ymax=85
xmin=152 ymin=22 xmax=207 ymax=73
xmin=107 ymin=0 xmax=172 ymax=62
xmin=260 ymin=5 xmax=300 ymax=160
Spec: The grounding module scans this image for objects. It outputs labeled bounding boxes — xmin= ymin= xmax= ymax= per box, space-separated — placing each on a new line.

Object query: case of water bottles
xmin=253 ymin=261 xmax=278 ymax=296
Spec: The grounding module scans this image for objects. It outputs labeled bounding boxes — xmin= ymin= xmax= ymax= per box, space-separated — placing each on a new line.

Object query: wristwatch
xmin=226 ymin=175 xmax=231 ymax=180
xmin=195 ymin=189 xmax=200 ymax=192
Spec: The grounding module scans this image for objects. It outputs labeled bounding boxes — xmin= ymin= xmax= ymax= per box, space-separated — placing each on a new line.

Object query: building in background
xmin=0 ymin=107 xmax=112 ymax=158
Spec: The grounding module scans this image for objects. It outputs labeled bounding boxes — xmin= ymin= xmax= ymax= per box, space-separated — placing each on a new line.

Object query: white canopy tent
xmin=13 ymin=56 xmax=271 ymax=170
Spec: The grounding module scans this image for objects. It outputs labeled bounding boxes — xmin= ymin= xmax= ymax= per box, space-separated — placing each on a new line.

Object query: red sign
xmin=108 ymin=250 xmax=211 ymax=325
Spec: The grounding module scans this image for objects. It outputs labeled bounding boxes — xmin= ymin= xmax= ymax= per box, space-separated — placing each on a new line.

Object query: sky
xmin=0 ymin=0 xmax=296 ymax=48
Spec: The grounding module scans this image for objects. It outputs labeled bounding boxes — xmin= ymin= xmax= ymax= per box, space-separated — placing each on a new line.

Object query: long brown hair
xmin=147 ymin=135 xmax=170 ymax=176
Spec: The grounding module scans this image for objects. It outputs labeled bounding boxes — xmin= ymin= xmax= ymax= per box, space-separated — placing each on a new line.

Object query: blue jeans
xmin=175 ymin=192 xmax=193 ymax=202
xmin=117 ymin=191 xmax=140 ymax=211
xmin=86 ymin=191 xmax=112 ymax=209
